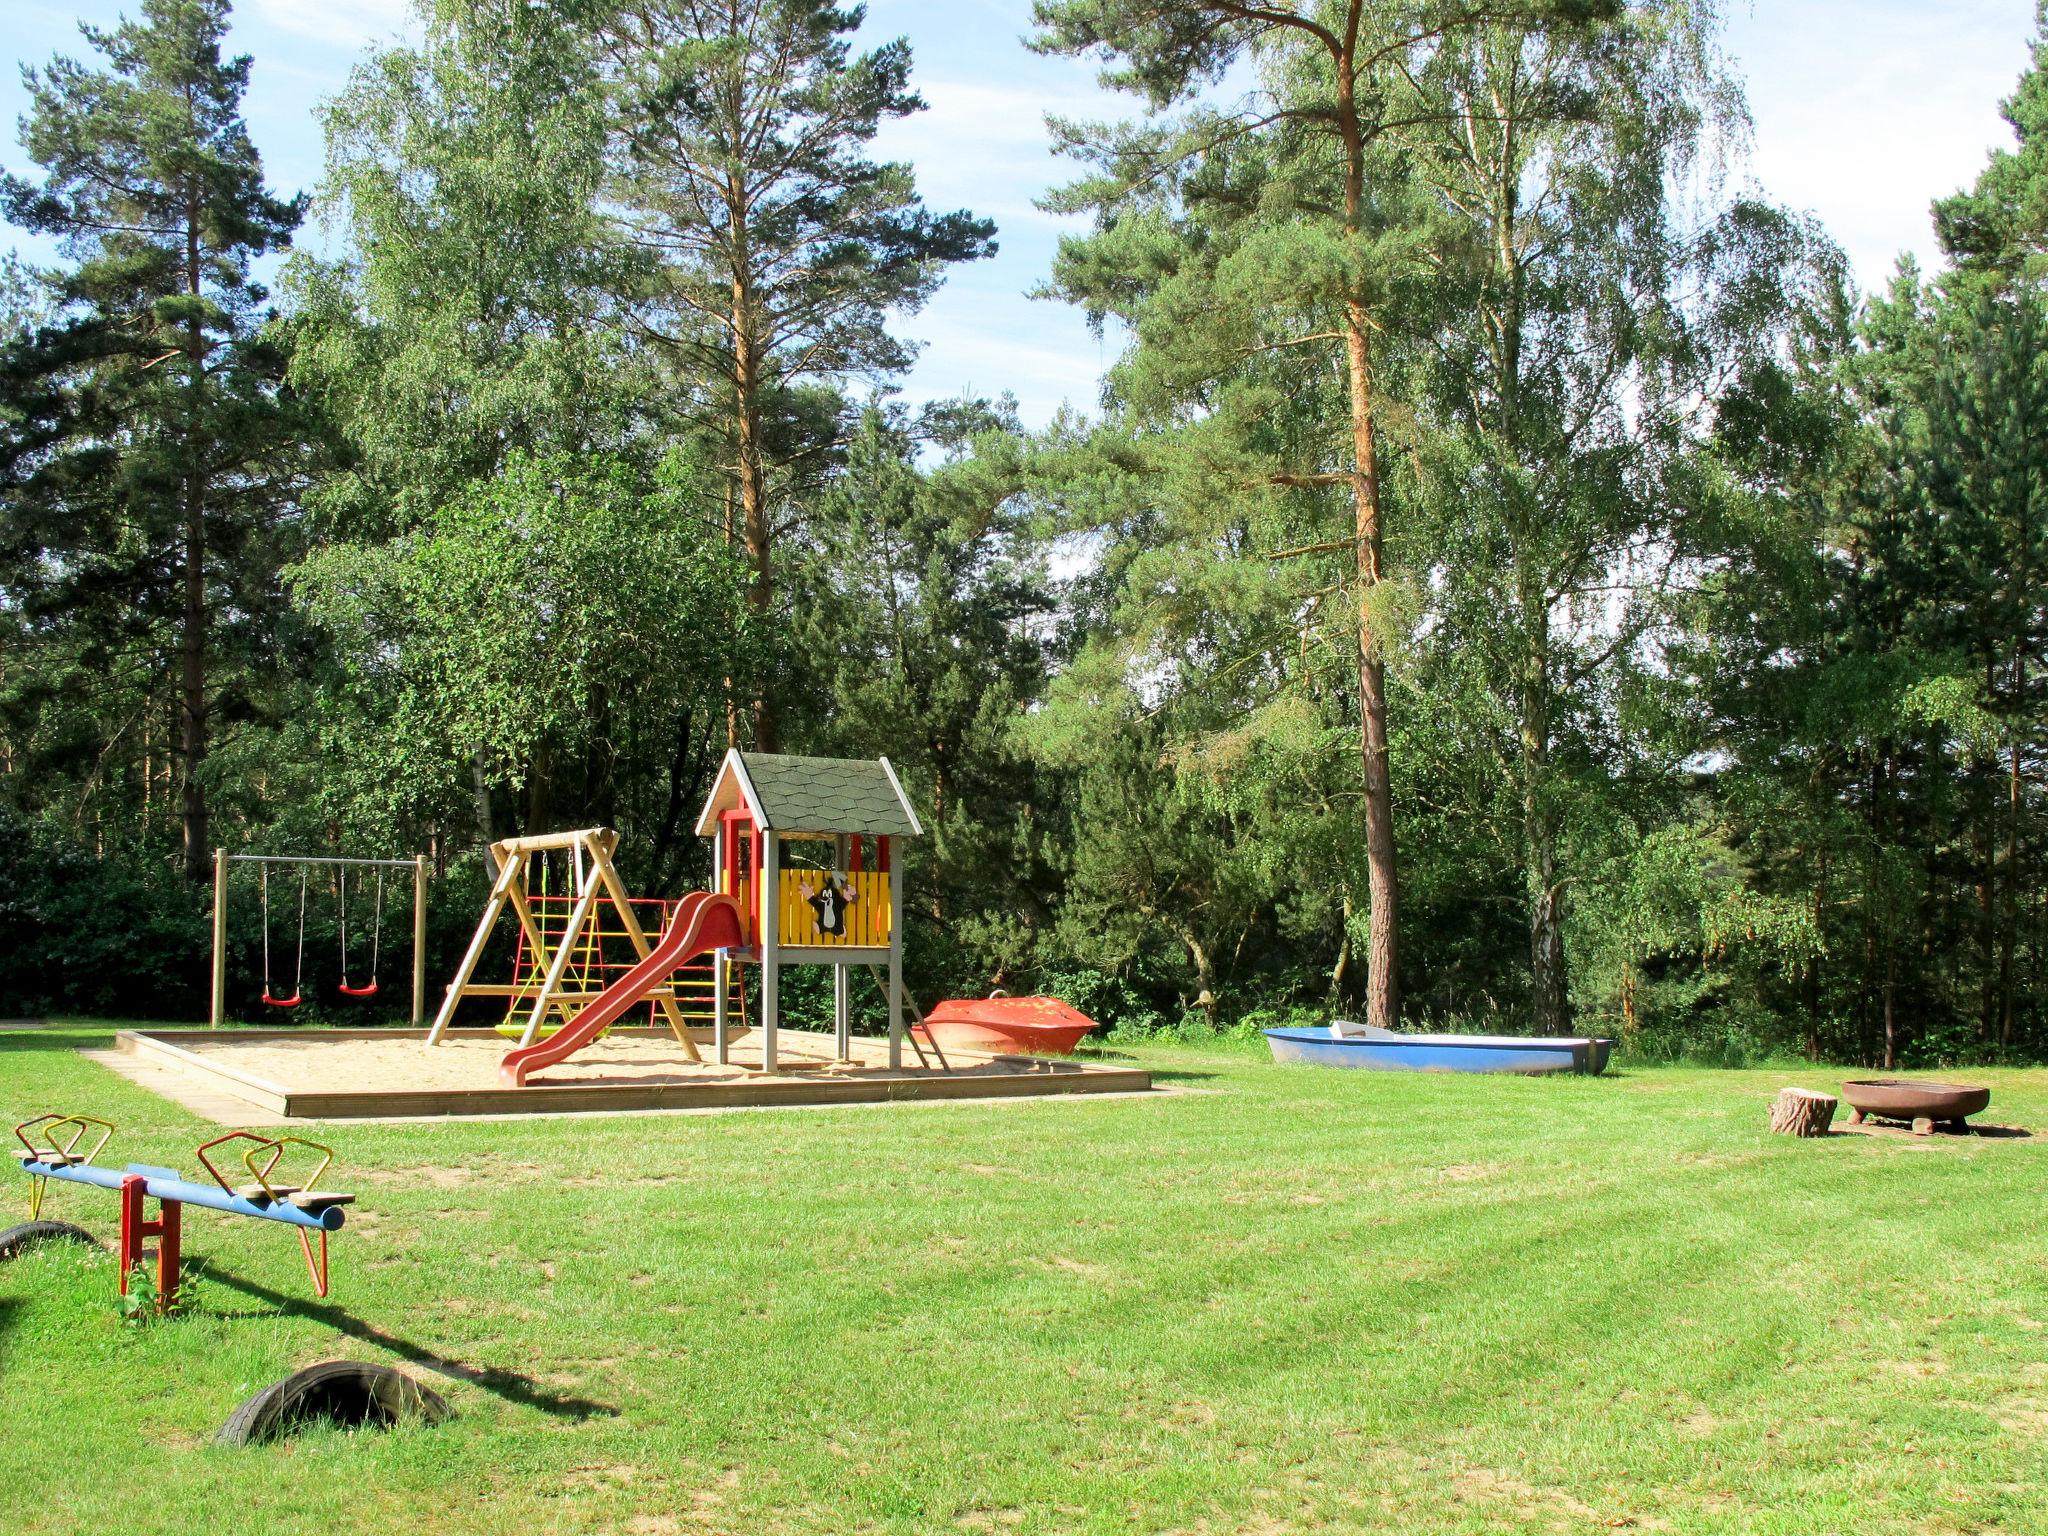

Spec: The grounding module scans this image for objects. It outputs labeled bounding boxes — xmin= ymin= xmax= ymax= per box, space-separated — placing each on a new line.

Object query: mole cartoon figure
xmin=797 ymin=873 xmax=857 ymax=938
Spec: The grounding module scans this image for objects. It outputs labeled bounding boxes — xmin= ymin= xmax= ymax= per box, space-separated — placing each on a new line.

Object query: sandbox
xmin=112 ymin=1026 xmax=1151 ymax=1122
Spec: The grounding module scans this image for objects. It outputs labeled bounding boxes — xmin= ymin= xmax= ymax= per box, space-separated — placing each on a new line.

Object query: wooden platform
xmin=113 ymin=1026 xmax=1151 ymax=1121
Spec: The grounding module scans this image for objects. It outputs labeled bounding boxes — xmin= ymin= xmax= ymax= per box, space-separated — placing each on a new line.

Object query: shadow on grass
xmin=1832 ymin=1122 xmax=2033 ymax=1141
xmin=183 ymin=1257 xmax=617 ymax=1421
xmin=1136 ymin=1066 xmax=1224 ymax=1086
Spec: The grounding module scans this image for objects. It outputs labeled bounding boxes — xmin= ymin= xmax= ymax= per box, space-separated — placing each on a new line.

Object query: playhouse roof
xmin=695 ymin=750 xmax=923 ymax=839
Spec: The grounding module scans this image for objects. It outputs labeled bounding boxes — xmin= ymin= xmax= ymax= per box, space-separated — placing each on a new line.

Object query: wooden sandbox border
xmin=114 ymin=1028 xmax=1152 ymax=1120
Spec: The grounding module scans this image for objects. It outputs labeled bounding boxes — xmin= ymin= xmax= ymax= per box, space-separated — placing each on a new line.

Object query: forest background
xmin=4 ymin=0 xmax=2048 ymax=1068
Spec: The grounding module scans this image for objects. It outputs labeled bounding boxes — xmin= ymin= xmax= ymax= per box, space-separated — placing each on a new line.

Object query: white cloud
xmin=1728 ymin=2 xmax=2037 ymax=288
xmin=874 ymin=75 xmax=1123 ymax=229
xmin=894 ymin=285 xmax=1120 ymax=428
xmin=243 ymin=0 xmax=415 ymax=52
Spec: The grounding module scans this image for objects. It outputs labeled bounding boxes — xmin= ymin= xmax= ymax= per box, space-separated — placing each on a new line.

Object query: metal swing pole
xmin=412 ymin=854 xmax=428 ymax=1027
xmin=210 ymin=847 xmax=228 ymax=1027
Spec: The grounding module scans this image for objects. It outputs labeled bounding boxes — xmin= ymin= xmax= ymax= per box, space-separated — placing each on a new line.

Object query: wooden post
xmin=832 ymin=834 xmax=850 ymax=1062
xmin=426 ymin=851 xmax=522 ymax=1045
xmin=519 ymin=860 xmax=606 ymax=1047
xmin=411 ymin=854 xmax=428 ymax=1027
xmin=1769 ymin=1087 xmax=1838 ymax=1137
xmin=210 ymin=846 xmax=227 ymax=1027
xmin=760 ymin=832 xmax=780 ymax=1073
xmin=590 ymin=830 xmax=696 ymax=1056
xmin=887 ymin=835 xmax=903 ymax=1070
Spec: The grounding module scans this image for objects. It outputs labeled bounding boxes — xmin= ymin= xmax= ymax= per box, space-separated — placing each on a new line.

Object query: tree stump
xmin=1769 ymin=1087 xmax=1838 ymax=1137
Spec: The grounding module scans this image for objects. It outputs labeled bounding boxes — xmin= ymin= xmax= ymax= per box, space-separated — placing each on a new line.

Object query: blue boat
xmin=1264 ymin=1024 xmax=1613 ymax=1076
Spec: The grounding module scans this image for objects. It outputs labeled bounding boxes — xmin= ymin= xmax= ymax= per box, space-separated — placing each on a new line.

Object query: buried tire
xmin=216 ymin=1360 xmax=452 ymax=1446
xmin=0 ymin=1220 xmax=102 ymax=1261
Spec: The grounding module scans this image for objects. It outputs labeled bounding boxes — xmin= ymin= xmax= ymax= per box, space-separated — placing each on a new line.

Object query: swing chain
xmin=294 ymin=868 xmax=308 ymax=995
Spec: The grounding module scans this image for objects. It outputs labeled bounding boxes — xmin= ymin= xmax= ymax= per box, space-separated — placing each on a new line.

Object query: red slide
xmin=499 ymin=891 xmax=745 ymax=1087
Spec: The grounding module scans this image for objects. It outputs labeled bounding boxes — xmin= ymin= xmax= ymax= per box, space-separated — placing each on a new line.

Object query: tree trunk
xmin=178 ymin=192 xmax=208 ymax=882
xmin=1882 ymin=935 xmax=1899 ymax=1071
xmin=1344 ymin=303 xmax=1400 ymax=1032
xmin=1518 ymin=565 xmax=1567 ymax=1033
xmin=1804 ymin=846 xmax=1827 ymax=1061
xmin=470 ymin=748 xmax=499 ymax=875
xmin=722 ymin=480 xmax=740 ymax=751
xmin=179 ymin=471 xmax=208 ymax=881
xmin=2001 ymin=738 xmax=2020 ymax=1047
xmin=1335 ymin=53 xmax=1399 ymax=1033
xmin=1166 ymin=916 xmax=1218 ymax=1030
xmin=1328 ymin=892 xmax=1354 ymax=1006
xmin=728 ymin=152 xmax=775 ymax=752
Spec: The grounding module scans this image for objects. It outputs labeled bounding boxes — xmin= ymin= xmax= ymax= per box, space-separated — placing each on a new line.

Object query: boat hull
xmin=922 ymin=996 xmax=1098 ymax=1057
xmin=1264 ymin=1029 xmax=1613 ymax=1076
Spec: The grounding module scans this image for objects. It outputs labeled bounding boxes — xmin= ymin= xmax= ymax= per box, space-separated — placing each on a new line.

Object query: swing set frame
xmin=424 ymin=827 xmax=697 ymax=1056
xmin=209 ymin=850 xmax=430 ymax=1027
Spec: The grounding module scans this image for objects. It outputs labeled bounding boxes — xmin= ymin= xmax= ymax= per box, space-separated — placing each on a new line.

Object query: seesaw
xmin=9 ymin=1114 xmax=355 ymax=1310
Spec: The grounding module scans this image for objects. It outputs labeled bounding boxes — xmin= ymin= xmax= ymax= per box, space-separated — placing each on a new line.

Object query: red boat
xmin=918 ymin=995 xmax=1098 ymax=1057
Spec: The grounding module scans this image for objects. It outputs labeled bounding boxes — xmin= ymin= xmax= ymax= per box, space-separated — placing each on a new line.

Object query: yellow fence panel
xmin=777 ymin=868 xmax=890 ymax=946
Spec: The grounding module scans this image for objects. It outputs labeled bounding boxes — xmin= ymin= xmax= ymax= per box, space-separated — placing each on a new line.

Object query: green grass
xmin=4 ymin=1022 xmax=2047 ymax=1535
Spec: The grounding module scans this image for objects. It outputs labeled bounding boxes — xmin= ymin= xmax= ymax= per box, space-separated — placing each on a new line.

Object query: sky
xmin=2 ymin=0 xmax=2040 ymax=428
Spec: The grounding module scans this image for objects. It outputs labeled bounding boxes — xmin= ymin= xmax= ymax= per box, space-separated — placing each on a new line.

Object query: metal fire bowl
xmin=1841 ymin=1079 xmax=1991 ymax=1124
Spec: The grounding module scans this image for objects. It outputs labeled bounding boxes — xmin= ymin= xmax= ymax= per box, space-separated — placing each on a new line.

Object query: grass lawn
xmin=3 ymin=1022 xmax=2046 ymax=1535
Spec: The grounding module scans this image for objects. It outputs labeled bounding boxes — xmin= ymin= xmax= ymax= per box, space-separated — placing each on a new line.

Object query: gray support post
xmin=834 ymin=963 xmax=850 ymax=1062
xmin=760 ymin=832 xmax=780 ymax=1073
xmin=411 ymin=854 xmax=428 ymax=1027
xmin=711 ymin=828 xmax=729 ymax=1064
xmin=887 ymin=836 xmax=904 ymax=1070
xmin=833 ymin=834 xmax=851 ymax=1061
xmin=713 ymin=953 xmax=730 ymax=1065
xmin=210 ymin=847 xmax=228 ymax=1027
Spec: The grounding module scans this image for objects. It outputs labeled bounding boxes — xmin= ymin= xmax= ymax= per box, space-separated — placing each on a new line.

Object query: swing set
xmin=209 ymin=850 xmax=430 ymax=1026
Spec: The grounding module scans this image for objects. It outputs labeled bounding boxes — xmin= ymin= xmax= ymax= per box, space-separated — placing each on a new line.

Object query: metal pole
xmin=760 ymin=833 xmax=779 ymax=1073
xmin=712 ymin=828 xmax=729 ymax=1065
xmin=225 ymin=853 xmax=418 ymax=869
xmin=411 ymin=854 xmax=428 ymax=1027
xmin=887 ymin=836 xmax=904 ymax=1070
xmin=210 ymin=846 xmax=228 ymax=1027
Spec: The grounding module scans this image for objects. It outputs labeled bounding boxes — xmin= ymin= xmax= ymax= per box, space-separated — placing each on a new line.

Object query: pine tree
xmin=1032 ymin=0 xmax=1613 ymax=1031
xmin=1 ymin=0 xmax=302 ymax=879
xmin=1934 ymin=2 xmax=2048 ymax=290
xmin=592 ymin=0 xmax=995 ymax=749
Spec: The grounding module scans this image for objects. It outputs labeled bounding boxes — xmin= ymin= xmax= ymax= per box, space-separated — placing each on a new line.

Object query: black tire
xmin=215 ymin=1359 xmax=452 ymax=1446
xmin=0 ymin=1220 xmax=102 ymax=1261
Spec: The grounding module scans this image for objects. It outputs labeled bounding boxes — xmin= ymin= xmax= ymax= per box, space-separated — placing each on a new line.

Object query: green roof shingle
xmin=737 ymin=752 xmax=921 ymax=836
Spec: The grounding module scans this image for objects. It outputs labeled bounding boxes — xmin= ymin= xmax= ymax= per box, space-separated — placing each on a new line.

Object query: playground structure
xmin=108 ymin=752 xmax=1151 ymax=1119
xmin=8 ymin=1114 xmax=355 ymax=1309
xmin=428 ymin=752 xmax=923 ymax=1085
xmin=427 ymin=826 xmax=699 ymax=1054
xmin=694 ymin=750 xmax=921 ymax=1075
xmin=210 ymin=850 xmax=429 ymax=1025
